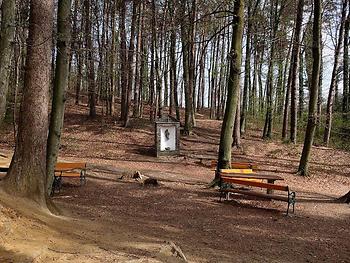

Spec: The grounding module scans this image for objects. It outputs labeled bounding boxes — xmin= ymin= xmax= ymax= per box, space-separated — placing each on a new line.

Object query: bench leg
xmin=267 ymin=179 xmax=274 ymax=194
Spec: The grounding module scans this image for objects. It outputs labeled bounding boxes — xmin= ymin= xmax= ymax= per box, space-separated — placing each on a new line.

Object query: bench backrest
xmin=211 ymin=160 xmax=258 ymax=170
xmin=220 ymin=168 xmax=254 ymax=174
xmin=55 ymin=162 xmax=86 ymax=170
xmin=221 ymin=176 xmax=289 ymax=192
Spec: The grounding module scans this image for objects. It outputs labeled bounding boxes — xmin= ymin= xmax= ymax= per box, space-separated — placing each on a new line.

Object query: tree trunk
xmin=298 ymin=49 xmax=304 ymax=118
xmin=119 ymin=0 xmax=128 ymax=122
xmin=2 ymin=0 xmax=54 ymax=206
xmin=343 ymin=8 xmax=350 ymax=117
xmin=124 ymin=0 xmax=138 ymax=126
xmin=298 ymin=0 xmax=321 ymax=176
xmin=0 ymin=0 xmax=16 ymax=125
xmin=133 ymin=2 xmax=143 ymax=118
xmin=181 ymin=0 xmax=196 ymax=135
xmin=169 ymin=0 xmax=180 ymax=121
xmin=290 ymin=0 xmax=304 ymax=144
xmin=262 ymin=1 xmax=281 ymax=139
xmin=46 ymin=0 xmax=72 ymax=194
xmin=84 ymin=0 xmax=96 ymax=118
xmin=323 ymin=0 xmax=348 ymax=146
xmin=241 ymin=5 xmax=252 ymax=135
xmin=149 ymin=0 xmax=156 ymax=121
xmin=216 ymin=0 xmax=244 ymax=181
xmin=233 ymin=89 xmax=241 ymax=149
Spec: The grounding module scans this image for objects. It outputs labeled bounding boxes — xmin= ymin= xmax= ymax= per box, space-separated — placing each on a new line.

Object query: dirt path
xmin=0 ymin=102 xmax=349 ymax=262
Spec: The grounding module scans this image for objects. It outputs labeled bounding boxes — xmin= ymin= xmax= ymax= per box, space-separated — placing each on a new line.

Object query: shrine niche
xmin=155 ymin=115 xmax=180 ymax=157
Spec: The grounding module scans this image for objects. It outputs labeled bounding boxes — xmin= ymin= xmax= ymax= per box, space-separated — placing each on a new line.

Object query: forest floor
xmin=0 ymin=100 xmax=349 ymax=262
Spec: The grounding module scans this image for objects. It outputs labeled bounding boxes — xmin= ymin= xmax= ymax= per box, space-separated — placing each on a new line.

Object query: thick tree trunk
xmin=2 ymin=0 xmax=54 ymax=205
xmin=216 ymin=0 xmax=244 ymax=180
xmin=298 ymin=0 xmax=321 ymax=176
xmin=0 ymin=0 xmax=16 ymax=125
xmin=46 ymin=0 xmax=72 ymax=194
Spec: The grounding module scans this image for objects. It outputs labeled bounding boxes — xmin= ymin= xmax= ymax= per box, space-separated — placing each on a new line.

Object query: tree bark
xmin=2 ymin=0 xmax=54 ymax=206
xmin=343 ymin=8 xmax=350 ymax=117
xmin=119 ymin=0 xmax=128 ymax=122
xmin=84 ymin=0 xmax=96 ymax=118
xmin=216 ymin=0 xmax=244 ymax=180
xmin=298 ymin=0 xmax=321 ymax=176
xmin=290 ymin=0 xmax=304 ymax=144
xmin=46 ymin=0 xmax=72 ymax=193
xmin=241 ymin=5 xmax=252 ymax=135
xmin=0 ymin=0 xmax=16 ymax=125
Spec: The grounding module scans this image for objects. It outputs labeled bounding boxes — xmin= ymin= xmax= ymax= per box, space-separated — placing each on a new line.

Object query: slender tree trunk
xmin=133 ymin=2 xmax=142 ymax=118
xmin=298 ymin=0 xmax=321 ymax=176
xmin=119 ymin=0 xmax=128 ymax=122
xmin=3 ymin=0 xmax=54 ymax=205
xmin=241 ymin=5 xmax=252 ymax=135
xmin=233 ymin=89 xmax=241 ymax=149
xmin=85 ymin=0 xmax=96 ymax=118
xmin=124 ymin=0 xmax=138 ymax=126
xmin=149 ymin=0 xmax=156 ymax=121
xmin=323 ymin=0 xmax=348 ymax=146
xmin=169 ymin=0 xmax=180 ymax=120
xmin=0 ymin=0 xmax=16 ymax=125
xmin=298 ymin=49 xmax=304 ymax=118
xmin=290 ymin=0 xmax=304 ymax=144
xmin=181 ymin=0 xmax=196 ymax=135
xmin=343 ymin=8 xmax=350 ymax=117
xmin=46 ymin=0 xmax=72 ymax=193
xmin=262 ymin=0 xmax=281 ymax=139
xmin=216 ymin=0 xmax=244 ymax=181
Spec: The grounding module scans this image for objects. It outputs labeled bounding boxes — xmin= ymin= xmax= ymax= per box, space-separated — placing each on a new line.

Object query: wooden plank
xmin=219 ymin=172 xmax=283 ymax=181
xmin=221 ymin=188 xmax=289 ymax=202
xmin=220 ymin=168 xmax=254 ymax=174
xmin=221 ymin=176 xmax=289 ymax=192
xmin=55 ymin=162 xmax=86 ymax=170
xmin=211 ymin=160 xmax=258 ymax=169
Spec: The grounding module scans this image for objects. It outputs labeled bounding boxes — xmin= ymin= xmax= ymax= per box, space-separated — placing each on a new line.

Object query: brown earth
xmin=0 ymin=100 xmax=349 ymax=262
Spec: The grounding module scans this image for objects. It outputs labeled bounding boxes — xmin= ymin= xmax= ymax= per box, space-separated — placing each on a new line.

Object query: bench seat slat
xmin=221 ymin=176 xmax=288 ymax=192
xmin=211 ymin=160 xmax=258 ymax=170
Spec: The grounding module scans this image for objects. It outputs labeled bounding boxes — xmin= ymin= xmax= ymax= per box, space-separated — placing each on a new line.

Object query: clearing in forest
xmin=0 ymin=102 xmax=349 ymax=262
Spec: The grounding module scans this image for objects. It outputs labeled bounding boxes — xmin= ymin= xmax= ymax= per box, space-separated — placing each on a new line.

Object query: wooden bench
xmin=219 ymin=174 xmax=296 ymax=215
xmin=52 ymin=162 xmax=87 ymax=194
